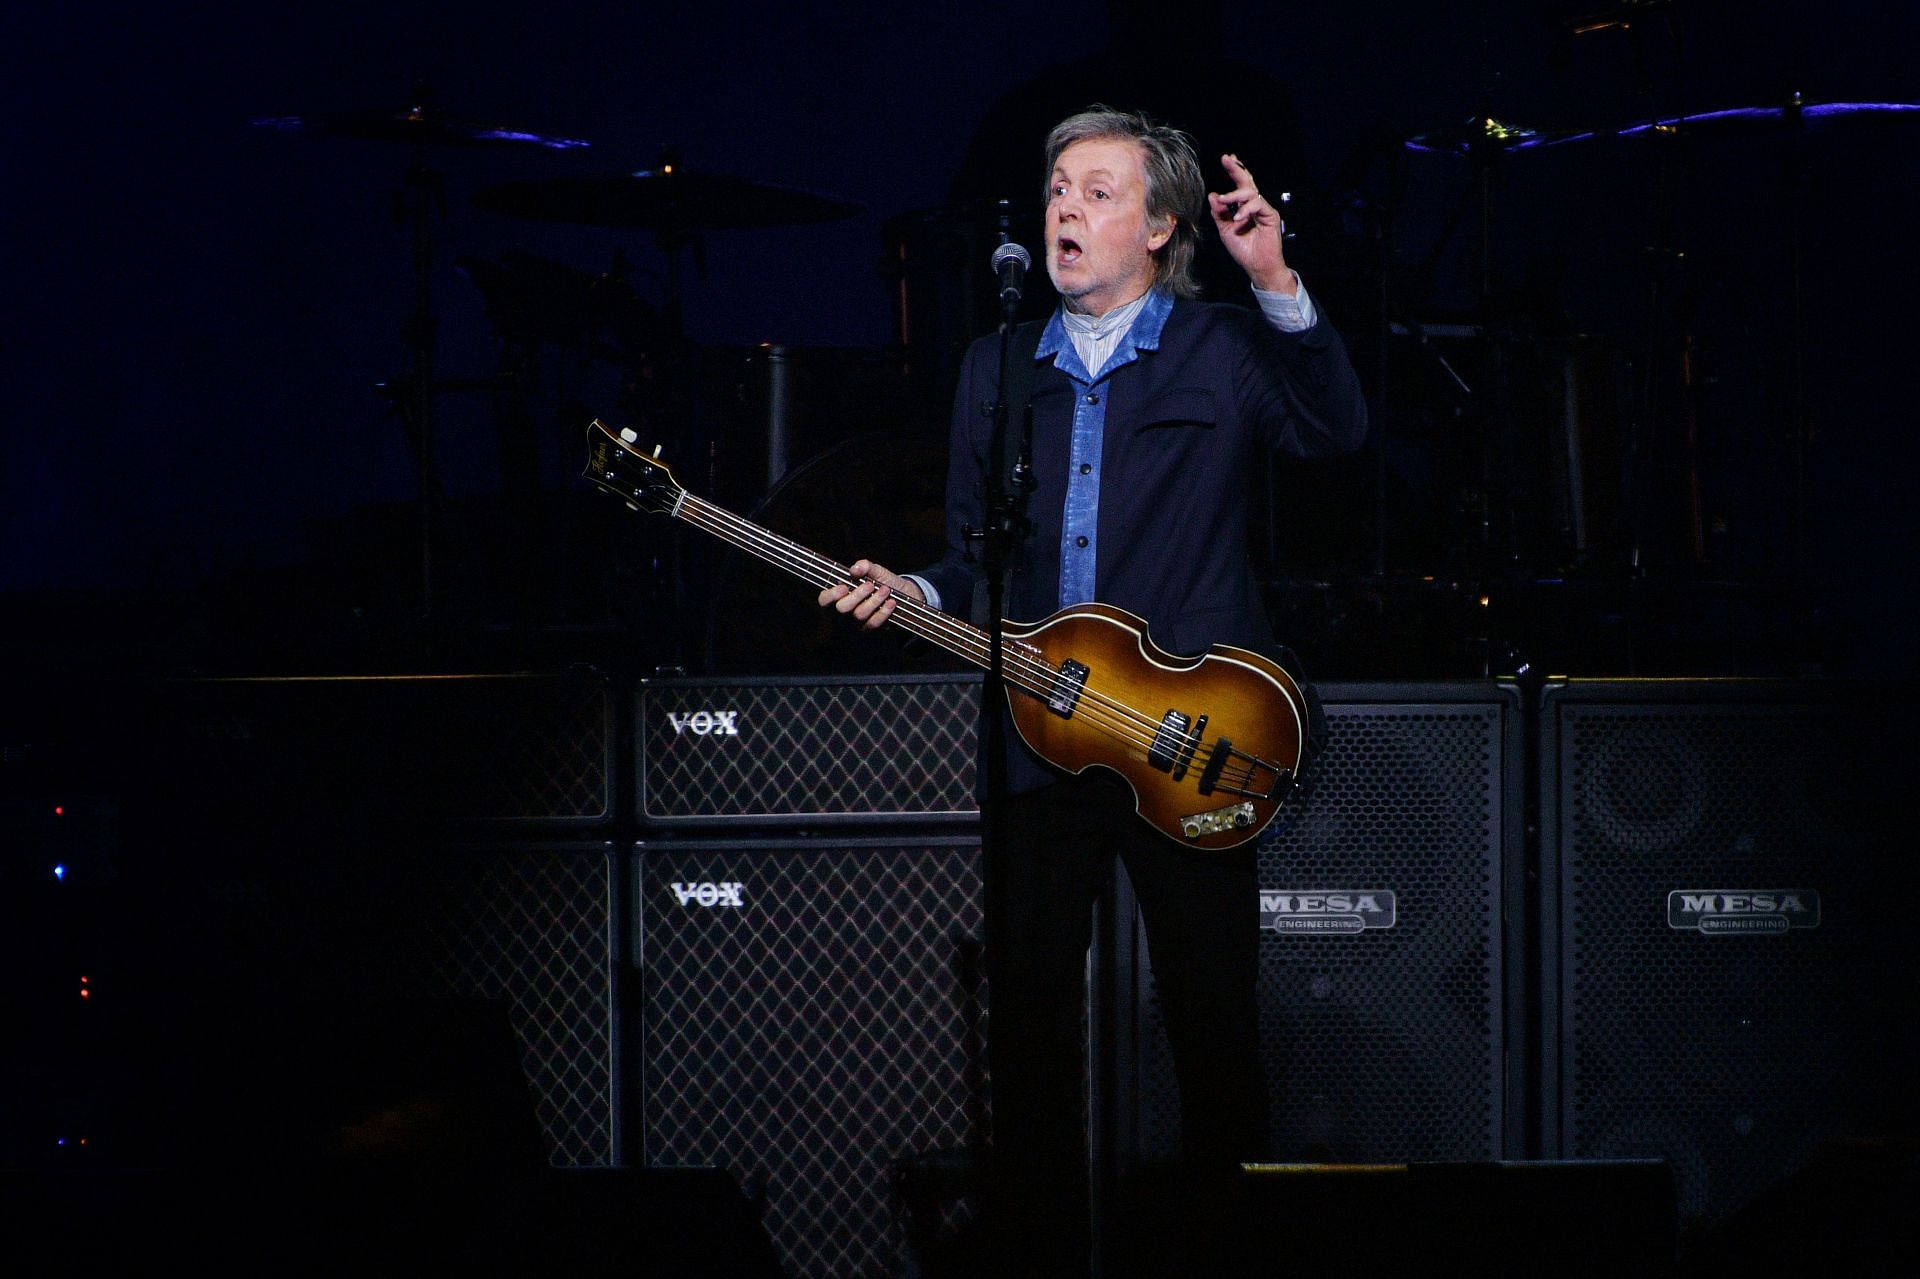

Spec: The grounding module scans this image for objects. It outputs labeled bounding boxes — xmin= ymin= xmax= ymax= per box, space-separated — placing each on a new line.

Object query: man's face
xmin=1045 ymin=136 xmax=1171 ymax=317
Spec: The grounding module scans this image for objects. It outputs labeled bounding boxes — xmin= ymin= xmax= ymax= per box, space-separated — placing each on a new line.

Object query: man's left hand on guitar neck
xmin=818 ymin=558 xmax=924 ymax=631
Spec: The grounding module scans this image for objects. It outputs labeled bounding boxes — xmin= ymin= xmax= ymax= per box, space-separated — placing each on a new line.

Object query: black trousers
xmin=982 ymin=771 xmax=1268 ymax=1276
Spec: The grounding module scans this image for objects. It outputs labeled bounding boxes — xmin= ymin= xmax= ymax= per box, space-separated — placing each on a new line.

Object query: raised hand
xmin=1207 ymin=153 xmax=1294 ymax=295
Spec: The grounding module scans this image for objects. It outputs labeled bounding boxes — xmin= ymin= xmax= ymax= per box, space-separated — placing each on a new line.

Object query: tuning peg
xmin=618 ymin=427 xmax=638 ymax=444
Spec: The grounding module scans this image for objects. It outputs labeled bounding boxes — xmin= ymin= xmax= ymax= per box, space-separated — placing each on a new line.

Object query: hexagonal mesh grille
xmin=638 ymin=839 xmax=987 ymax=1278
xmin=1556 ymin=695 xmax=1913 ymax=1226
xmin=1135 ymin=697 xmax=1507 ymax=1164
xmin=638 ymin=678 xmax=978 ymax=823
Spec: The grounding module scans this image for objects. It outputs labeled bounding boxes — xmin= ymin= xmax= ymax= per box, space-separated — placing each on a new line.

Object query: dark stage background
xmin=5 ymin=6 xmax=1919 ymax=1272
xmin=4 ymin=0 xmax=1918 ymax=677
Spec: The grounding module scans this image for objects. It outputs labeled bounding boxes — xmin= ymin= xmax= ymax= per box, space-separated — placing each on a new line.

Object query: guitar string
xmin=680 ymin=494 xmax=1282 ymax=796
xmin=682 ymin=496 xmax=1164 ymax=749
xmin=680 ymin=498 xmax=1217 ymax=764
xmin=642 ymin=484 xmax=1276 ymax=797
xmin=679 ymin=494 xmax=1283 ymax=793
xmin=599 ymin=432 xmax=1280 ymax=792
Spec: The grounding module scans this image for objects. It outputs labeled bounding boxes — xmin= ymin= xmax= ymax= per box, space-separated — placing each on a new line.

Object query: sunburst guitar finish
xmin=583 ymin=418 xmax=1305 ymax=849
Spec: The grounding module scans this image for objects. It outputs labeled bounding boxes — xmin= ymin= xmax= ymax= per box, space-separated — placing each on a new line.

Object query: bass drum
xmin=699 ymin=429 xmax=968 ymax=676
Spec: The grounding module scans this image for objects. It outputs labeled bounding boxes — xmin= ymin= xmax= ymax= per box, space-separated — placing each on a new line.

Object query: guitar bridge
xmin=1180 ymin=801 xmax=1256 ymax=840
xmin=1197 ymin=738 xmax=1295 ymax=804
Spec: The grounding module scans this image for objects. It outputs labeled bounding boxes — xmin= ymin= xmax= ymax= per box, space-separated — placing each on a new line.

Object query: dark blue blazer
xmin=918 ymin=294 xmax=1368 ymax=794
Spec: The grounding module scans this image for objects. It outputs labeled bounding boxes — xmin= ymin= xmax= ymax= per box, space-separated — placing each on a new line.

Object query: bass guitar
xmin=584 ymin=419 xmax=1305 ymax=849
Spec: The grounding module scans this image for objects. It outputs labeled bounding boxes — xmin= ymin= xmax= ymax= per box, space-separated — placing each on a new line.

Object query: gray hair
xmin=1043 ymin=105 xmax=1206 ymax=298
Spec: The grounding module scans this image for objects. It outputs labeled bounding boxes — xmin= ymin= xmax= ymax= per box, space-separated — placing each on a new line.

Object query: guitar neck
xmin=673 ymin=492 xmax=1002 ymax=675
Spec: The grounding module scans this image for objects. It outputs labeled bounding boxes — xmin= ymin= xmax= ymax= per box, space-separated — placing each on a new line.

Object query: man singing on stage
xmin=820 ymin=106 xmax=1367 ymax=1275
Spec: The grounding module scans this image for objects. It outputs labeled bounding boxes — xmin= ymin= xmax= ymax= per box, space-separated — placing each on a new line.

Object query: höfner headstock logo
xmin=1260 ymin=890 xmax=1397 ymax=935
xmin=1667 ymin=890 xmax=1821 ymax=935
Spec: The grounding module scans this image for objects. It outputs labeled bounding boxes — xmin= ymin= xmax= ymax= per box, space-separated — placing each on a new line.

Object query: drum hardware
xmin=254 ymin=88 xmax=596 ymax=655
xmin=468 ymin=152 xmax=871 ymax=670
xmin=470 ymin=150 xmax=866 ymax=438
xmin=252 ymin=103 xmax=591 ymax=151
xmin=1383 ymin=11 xmax=1920 ymax=673
xmin=1603 ymin=96 xmax=1920 ymax=577
xmin=1403 ymin=113 xmax=1595 ymax=157
xmin=472 ymin=147 xmax=862 ymax=329
xmin=1610 ymin=98 xmax=1920 ymax=140
xmin=471 ymin=160 xmax=862 ymax=230
xmin=455 ymin=249 xmax=658 ymax=355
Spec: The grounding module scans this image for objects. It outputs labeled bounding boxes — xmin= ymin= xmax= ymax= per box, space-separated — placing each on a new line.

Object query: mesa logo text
xmin=1260 ymin=890 xmax=1397 ymax=934
xmin=670 ymin=882 xmax=745 ymax=908
xmin=1667 ymin=890 xmax=1820 ymax=934
xmin=666 ymin=710 xmax=740 ymax=736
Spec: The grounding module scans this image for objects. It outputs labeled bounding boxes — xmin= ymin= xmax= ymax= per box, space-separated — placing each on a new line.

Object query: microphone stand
xmin=968 ymin=225 xmax=1034 ymax=1211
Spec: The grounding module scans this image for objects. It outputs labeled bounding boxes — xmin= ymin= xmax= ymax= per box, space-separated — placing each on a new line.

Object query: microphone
xmin=991 ymin=241 xmax=1031 ymax=310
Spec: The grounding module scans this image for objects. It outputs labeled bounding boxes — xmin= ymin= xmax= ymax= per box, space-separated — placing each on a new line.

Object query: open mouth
xmin=1056 ymin=237 xmax=1082 ymax=265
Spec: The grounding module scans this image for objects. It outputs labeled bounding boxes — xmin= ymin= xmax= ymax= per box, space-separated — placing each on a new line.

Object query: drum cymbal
xmin=254 ymin=105 xmax=591 ymax=150
xmin=1405 ymin=113 xmax=1595 ymax=156
xmin=1613 ymin=98 xmax=1920 ymax=139
xmin=472 ymin=167 xmax=862 ymax=230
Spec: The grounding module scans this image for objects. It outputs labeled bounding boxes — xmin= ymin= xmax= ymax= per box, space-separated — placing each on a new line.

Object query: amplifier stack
xmin=633 ymin=673 xmax=986 ymax=1277
xmin=6 ymin=669 xmax=1910 ymax=1274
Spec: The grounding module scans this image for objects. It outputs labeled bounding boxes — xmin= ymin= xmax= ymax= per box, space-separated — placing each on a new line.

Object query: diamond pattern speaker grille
xmin=637 ymin=838 xmax=986 ymax=1278
xmin=1552 ymin=687 xmax=1913 ymax=1226
xmin=321 ymin=843 xmax=619 ymax=1167
xmin=1133 ymin=688 xmax=1511 ymax=1164
xmin=146 ymin=674 xmax=613 ymax=827
xmin=639 ymin=676 xmax=978 ymax=825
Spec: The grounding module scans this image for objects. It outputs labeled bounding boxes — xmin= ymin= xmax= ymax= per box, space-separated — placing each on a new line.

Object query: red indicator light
xmin=79 ymin=989 xmax=91 ymax=999
xmin=54 ymin=805 xmax=65 ymax=816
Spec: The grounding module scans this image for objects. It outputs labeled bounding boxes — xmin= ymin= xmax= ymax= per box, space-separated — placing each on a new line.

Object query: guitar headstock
xmin=582 ymin=418 xmax=686 ymax=515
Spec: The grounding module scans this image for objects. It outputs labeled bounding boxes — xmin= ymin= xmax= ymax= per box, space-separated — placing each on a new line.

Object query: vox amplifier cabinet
xmin=1119 ymin=682 xmax=1523 ymax=1169
xmin=1541 ymin=679 xmax=1915 ymax=1231
xmin=133 ymin=673 xmax=614 ymax=832
xmin=632 ymin=836 xmax=988 ymax=1278
xmin=636 ymin=674 xmax=979 ymax=828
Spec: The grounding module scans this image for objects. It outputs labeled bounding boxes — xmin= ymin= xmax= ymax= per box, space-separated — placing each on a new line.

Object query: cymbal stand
xmin=1410 ymin=124 xmax=1510 ymax=673
xmin=646 ymin=207 xmax=710 ymax=670
xmin=392 ymin=143 xmax=448 ymax=653
xmin=1779 ymin=94 xmax=1811 ymax=578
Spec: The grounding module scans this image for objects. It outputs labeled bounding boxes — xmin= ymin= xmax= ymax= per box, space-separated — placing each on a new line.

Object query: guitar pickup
xmin=1171 ymin=714 xmax=1205 ymax=782
xmin=1148 ymin=710 xmax=1190 ymax=772
xmin=1049 ymin=660 xmax=1089 ymax=717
